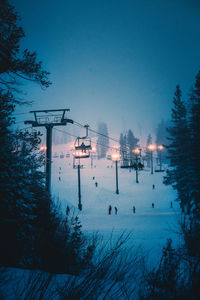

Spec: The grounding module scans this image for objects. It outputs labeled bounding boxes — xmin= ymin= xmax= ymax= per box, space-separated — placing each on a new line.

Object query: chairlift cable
xmin=72 ymin=120 xmax=149 ymax=152
xmin=54 ymin=128 xmax=133 ymax=155
xmin=12 ymin=112 xmax=30 ymax=116
xmin=15 ymin=114 xmax=144 ymax=150
xmin=20 ymin=114 xmax=156 ymax=153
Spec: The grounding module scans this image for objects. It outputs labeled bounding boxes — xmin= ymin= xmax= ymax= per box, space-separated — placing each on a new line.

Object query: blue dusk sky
xmin=11 ymin=0 xmax=200 ymax=143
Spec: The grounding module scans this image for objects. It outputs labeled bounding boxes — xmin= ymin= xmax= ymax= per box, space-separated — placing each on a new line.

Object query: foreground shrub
xmin=0 ymin=233 xmax=144 ymax=300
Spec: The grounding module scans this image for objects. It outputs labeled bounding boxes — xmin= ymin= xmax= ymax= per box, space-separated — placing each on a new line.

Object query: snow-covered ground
xmin=51 ymin=146 xmax=182 ymax=263
xmin=0 ymin=147 xmax=183 ymax=299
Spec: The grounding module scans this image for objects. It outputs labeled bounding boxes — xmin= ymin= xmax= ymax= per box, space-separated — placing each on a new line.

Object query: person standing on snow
xmin=108 ymin=205 xmax=112 ymax=215
xmin=66 ymin=205 xmax=70 ymax=216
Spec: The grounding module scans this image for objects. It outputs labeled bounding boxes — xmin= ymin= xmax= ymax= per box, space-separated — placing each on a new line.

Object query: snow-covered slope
xmin=51 ymin=145 xmax=181 ymax=262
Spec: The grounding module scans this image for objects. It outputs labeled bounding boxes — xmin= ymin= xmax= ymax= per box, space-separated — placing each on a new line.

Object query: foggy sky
xmin=12 ymin=0 xmax=200 ymax=144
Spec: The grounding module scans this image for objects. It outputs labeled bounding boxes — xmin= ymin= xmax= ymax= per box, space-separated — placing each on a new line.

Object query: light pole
xmin=157 ymin=145 xmax=164 ymax=171
xmin=148 ymin=144 xmax=156 ymax=174
xmin=77 ymin=162 xmax=82 ymax=211
xmin=112 ymin=153 xmax=120 ymax=194
xmin=133 ymin=148 xmax=141 ymax=183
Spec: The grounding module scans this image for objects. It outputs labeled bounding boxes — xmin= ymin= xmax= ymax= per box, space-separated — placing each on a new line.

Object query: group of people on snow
xmin=108 ymin=205 xmax=118 ymax=215
xmin=64 ymin=179 xmax=174 ymax=216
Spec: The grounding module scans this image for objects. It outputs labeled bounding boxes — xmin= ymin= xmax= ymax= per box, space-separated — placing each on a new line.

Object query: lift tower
xmin=25 ymin=109 xmax=73 ymax=194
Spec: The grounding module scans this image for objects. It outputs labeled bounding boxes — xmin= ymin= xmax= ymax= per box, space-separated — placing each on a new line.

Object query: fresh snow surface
xmin=51 ymin=145 xmax=182 ymax=264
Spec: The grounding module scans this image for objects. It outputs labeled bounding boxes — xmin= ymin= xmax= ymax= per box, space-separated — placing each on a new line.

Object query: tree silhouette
xmin=0 ymin=0 xmax=51 ymax=97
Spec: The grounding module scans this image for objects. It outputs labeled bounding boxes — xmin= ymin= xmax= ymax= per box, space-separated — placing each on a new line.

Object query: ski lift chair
xmin=74 ymin=125 xmax=92 ymax=159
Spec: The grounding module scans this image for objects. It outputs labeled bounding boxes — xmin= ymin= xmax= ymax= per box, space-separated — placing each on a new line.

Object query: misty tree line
xmin=119 ymin=124 xmax=168 ymax=168
xmin=119 ymin=130 xmax=139 ymax=165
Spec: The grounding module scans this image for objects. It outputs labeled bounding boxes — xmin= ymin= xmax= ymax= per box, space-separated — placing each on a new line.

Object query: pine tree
xmin=127 ymin=129 xmax=139 ymax=162
xmin=0 ymin=0 xmax=51 ymax=266
xmin=0 ymin=0 xmax=51 ymax=94
xmin=188 ymin=71 xmax=200 ymax=216
xmin=141 ymin=239 xmax=179 ymax=300
xmin=164 ymin=85 xmax=189 ymax=212
xmin=0 ymin=122 xmax=48 ymax=266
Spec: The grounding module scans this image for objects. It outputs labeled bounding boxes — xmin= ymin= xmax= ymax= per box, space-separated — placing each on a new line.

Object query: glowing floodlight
xmin=133 ymin=148 xmax=140 ymax=155
xmin=40 ymin=145 xmax=47 ymax=151
xmin=148 ymin=144 xmax=156 ymax=151
xmin=111 ymin=153 xmax=120 ymax=161
xmin=157 ymin=145 xmax=164 ymax=151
